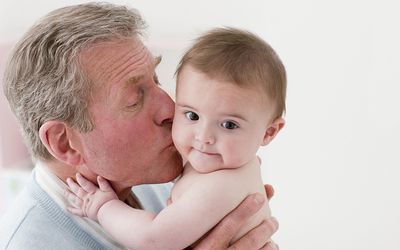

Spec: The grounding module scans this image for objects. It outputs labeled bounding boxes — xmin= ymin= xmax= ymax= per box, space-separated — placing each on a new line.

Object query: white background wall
xmin=1 ymin=1 xmax=399 ymax=249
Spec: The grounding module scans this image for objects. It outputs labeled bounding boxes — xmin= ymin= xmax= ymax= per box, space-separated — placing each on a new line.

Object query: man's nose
xmin=153 ymin=87 xmax=175 ymax=127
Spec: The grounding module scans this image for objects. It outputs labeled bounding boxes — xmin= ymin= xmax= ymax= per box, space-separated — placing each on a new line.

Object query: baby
xmin=65 ymin=27 xmax=286 ymax=250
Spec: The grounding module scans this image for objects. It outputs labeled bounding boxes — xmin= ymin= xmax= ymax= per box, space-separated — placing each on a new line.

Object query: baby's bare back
xmin=171 ymin=158 xmax=270 ymax=243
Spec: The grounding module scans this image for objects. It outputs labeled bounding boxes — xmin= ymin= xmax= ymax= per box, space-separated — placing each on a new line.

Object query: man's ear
xmin=39 ymin=121 xmax=83 ymax=166
xmin=262 ymin=117 xmax=285 ymax=146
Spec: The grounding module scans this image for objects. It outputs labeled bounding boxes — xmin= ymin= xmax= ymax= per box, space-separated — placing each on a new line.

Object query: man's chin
xmin=146 ymin=156 xmax=183 ymax=184
xmin=150 ymin=166 xmax=183 ymax=184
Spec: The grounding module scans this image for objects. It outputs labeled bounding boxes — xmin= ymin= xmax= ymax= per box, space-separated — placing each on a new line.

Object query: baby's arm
xmin=65 ymin=172 xmax=245 ymax=250
xmin=65 ymin=174 xmax=159 ymax=248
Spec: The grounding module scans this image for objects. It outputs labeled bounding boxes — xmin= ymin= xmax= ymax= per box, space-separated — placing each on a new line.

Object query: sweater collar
xmin=35 ymin=161 xmax=128 ymax=249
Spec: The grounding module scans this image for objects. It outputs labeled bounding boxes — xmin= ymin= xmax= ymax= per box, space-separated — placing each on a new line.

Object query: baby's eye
xmin=185 ymin=111 xmax=199 ymax=121
xmin=222 ymin=121 xmax=239 ymax=130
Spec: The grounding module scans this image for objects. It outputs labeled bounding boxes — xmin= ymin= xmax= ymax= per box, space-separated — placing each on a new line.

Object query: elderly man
xmin=0 ymin=3 xmax=278 ymax=249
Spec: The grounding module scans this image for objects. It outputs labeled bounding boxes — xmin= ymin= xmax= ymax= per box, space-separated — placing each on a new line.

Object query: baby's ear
xmin=262 ymin=117 xmax=285 ymax=146
xmin=39 ymin=121 xmax=83 ymax=166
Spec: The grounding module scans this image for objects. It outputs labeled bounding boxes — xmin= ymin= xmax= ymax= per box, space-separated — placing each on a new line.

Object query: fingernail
xmin=267 ymin=240 xmax=279 ymax=250
xmin=254 ymin=193 xmax=265 ymax=205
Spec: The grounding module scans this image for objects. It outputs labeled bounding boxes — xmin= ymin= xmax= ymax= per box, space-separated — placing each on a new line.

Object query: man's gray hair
xmin=3 ymin=2 xmax=146 ymax=160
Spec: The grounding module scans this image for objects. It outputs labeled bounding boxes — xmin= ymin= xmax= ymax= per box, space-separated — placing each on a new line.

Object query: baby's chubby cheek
xmin=171 ymin=125 xmax=185 ymax=155
xmin=221 ymin=146 xmax=248 ymax=168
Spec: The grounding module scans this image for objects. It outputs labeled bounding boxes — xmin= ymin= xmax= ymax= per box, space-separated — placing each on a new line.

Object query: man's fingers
xmin=197 ymin=193 xmax=265 ymax=249
xmin=220 ymin=193 xmax=265 ymax=237
xmin=97 ymin=176 xmax=113 ymax=192
xmin=76 ymin=173 xmax=97 ymax=194
xmin=264 ymin=184 xmax=274 ymax=200
xmin=257 ymin=155 xmax=262 ymax=164
xmin=260 ymin=240 xmax=279 ymax=250
xmin=228 ymin=218 xmax=279 ymax=250
xmin=230 ymin=193 xmax=264 ymax=219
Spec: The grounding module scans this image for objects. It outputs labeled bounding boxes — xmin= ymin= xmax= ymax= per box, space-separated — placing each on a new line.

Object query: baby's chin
xmin=192 ymin=156 xmax=255 ymax=173
xmin=187 ymin=154 xmax=225 ymax=173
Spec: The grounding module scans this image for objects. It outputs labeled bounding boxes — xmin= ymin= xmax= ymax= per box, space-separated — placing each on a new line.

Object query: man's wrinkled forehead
xmin=78 ymin=38 xmax=158 ymax=106
xmin=79 ymin=37 xmax=143 ymax=67
xmin=78 ymin=37 xmax=155 ymax=83
xmin=123 ymin=55 xmax=161 ymax=86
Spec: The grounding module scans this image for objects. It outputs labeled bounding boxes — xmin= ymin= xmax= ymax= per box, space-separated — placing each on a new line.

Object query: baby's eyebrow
xmin=176 ymin=103 xmax=197 ymax=110
xmin=223 ymin=113 xmax=247 ymax=121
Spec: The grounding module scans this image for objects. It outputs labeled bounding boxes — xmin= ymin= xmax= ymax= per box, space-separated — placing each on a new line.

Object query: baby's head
xmin=172 ymin=27 xmax=286 ymax=173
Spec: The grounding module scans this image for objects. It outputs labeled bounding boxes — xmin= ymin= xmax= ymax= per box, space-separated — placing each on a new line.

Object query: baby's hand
xmin=64 ymin=173 xmax=118 ymax=222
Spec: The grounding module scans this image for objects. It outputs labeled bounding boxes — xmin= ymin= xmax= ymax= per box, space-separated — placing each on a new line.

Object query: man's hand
xmin=64 ymin=173 xmax=118 ymax=221
xmin=265 ymin=184 xmax=274 ymax=201
xmin=193 ymin=193 xmax=279 ymax=250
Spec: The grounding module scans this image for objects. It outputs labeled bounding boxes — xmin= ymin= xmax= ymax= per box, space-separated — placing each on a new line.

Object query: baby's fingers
xmin=64 ymin=188 xmax=83 ymax=208
xmin=66 ymin=177 xmax=87 ymax=198
xmin=97 ymin=176 xmax=113 ymax=192
xmin=76 ymin=173 xmax=97 ymax=194
xmin=67 ymin=206 xmax=85 ymax=217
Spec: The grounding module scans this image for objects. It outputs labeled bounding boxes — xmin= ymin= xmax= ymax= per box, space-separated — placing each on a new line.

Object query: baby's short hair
xmin=176 ymin=27 xmax=286 ymax=119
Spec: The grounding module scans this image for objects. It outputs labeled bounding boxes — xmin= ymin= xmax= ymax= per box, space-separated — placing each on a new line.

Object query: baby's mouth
xmin=193 ymin=148 xmax=218 ymax=156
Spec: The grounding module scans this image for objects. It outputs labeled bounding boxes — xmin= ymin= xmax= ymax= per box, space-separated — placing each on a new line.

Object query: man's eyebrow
xmin=154 ymin=55 xmax=162 ymax=67
xmin=127 ymin=75 xmax=144 ymax=85
xmin=124 ymin=56 xmax=161 ymax=88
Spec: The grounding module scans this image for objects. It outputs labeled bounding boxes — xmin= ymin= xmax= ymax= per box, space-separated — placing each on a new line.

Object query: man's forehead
xmin=79 ymin=38 xmax=158 ymax=77
xmin=80 ymin=39 xmax=138 ymax=58
xmin=124 ymin=56 xmax=161 ymax=87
